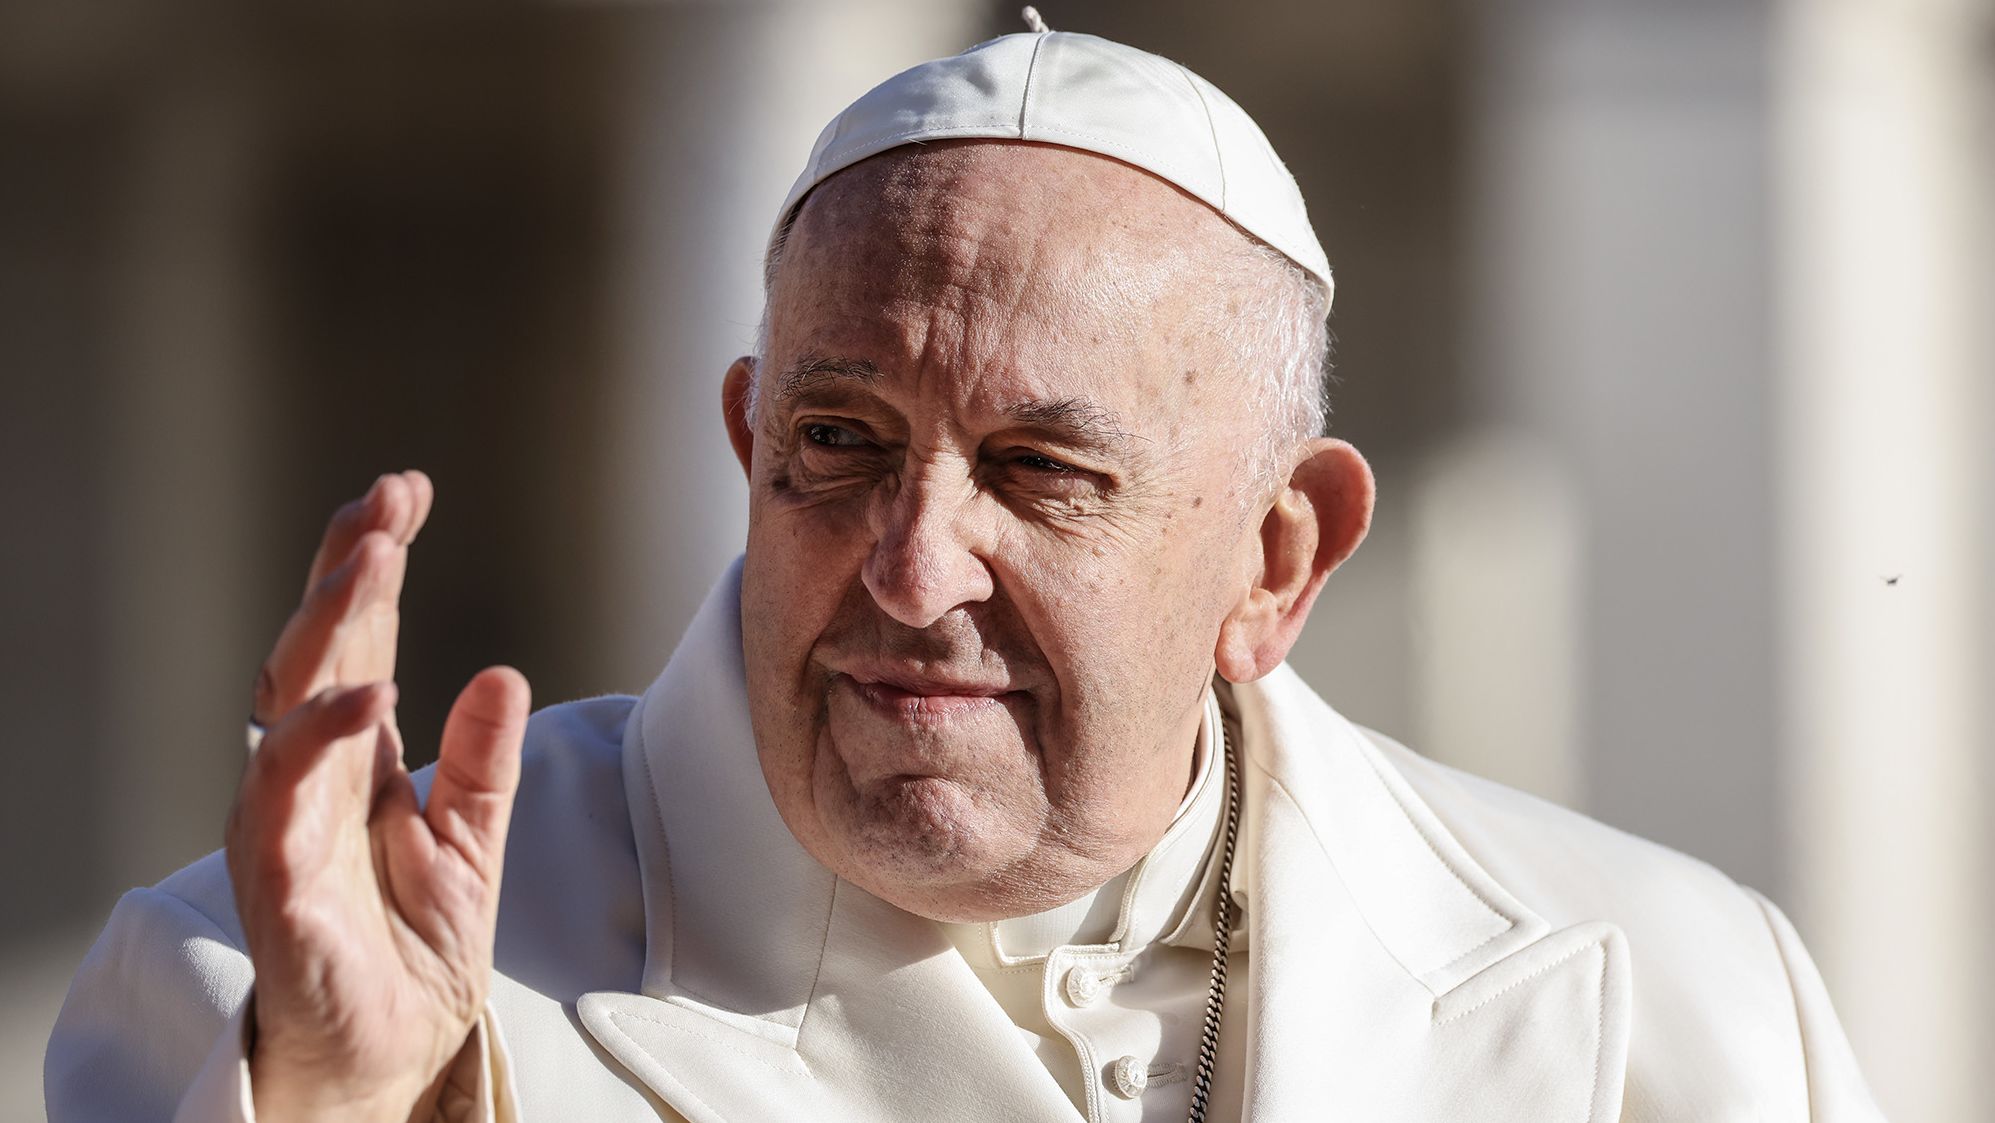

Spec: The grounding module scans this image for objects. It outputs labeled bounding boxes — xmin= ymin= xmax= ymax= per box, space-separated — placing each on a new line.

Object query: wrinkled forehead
xmin=766 ymin=141 xmax=1246 ymax=378
xmin=782 ymin=140 xmax=1244 ymax=309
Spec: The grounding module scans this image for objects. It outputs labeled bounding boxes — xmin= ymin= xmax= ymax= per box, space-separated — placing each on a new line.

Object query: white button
xmin=1109 ymin=1055 xmax=1148 ymax=1099
xmin=1063 ymin=966 xmax=1105 ymax=1007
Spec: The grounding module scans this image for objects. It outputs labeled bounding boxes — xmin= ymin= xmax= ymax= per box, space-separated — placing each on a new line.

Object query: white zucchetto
xmin=771 ymin=21 xmax=1334 ymax=299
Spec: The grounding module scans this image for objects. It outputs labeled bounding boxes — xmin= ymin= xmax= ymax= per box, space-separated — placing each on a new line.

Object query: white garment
xmin=46 ymin=557 xmax=1888 ymax=1122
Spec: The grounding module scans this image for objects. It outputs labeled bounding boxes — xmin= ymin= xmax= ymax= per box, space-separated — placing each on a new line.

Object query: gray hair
xmin=1216 ymin=237 xmax=1333 ymax=491
xmin=751 ymin=209 xmax=1333 ymax=494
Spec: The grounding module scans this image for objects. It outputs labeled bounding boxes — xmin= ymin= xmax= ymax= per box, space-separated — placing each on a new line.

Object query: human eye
xmin=1015 ymin=452 xmax=1082 ymax=475
xmin=995 ymin=448 xmax=1108 ymax=503
xmin=802 ymin=421 xmax=870 ymax=449
xmin=776 ymin=419 xmax=887 ymax=500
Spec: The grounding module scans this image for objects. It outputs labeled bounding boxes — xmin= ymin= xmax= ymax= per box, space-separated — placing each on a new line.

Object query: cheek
xmin=1002 ymin=551 xmax=1179 ymax=749
xmin=740 ymin=521 xmax=855 ymax=857
xmin=1007 ymin=512 xmax=1235 ymax=748
xmin=739 ymin=514 xmax=858 ymax=777
xmin=1016 ymin=528 xmax=1210 ymax=665
xmin=744 ymin=502 xmax=868 ymax=652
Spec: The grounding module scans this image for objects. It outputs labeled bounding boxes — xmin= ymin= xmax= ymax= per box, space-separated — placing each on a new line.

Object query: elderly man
xmin=49 ymin=23 xmax=1884 ymax=1123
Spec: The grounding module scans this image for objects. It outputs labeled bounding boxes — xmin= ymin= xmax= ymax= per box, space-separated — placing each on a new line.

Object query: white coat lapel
xmin=1228 ymin=667 xmax=1632 ymax=1121
xmin=579 ymin=560 xmax=1631 ymax=1120
xmin=578 ymin=559 xmax=1078 ymax=1123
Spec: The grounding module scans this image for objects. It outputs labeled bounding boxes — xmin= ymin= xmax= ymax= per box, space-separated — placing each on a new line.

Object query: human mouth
xmin=834 ymin=669 xmax=1022 ymax=722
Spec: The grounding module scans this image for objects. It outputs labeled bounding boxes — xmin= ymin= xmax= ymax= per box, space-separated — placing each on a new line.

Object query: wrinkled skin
xmin=723 ymin=141 xmax=1374 ymax=922
xmin=228 ymin=140 xmax=1373 ymax=1121
xmin=228 ymin=471 xmax=531 ymax=1122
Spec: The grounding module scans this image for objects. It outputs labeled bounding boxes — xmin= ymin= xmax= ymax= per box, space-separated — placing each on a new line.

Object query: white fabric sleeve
xmin=175 ymin=1006 xmax=257 ymax=1123
xmin=1745 ymin=888 xmax=1891 ymax=1122
xmin=429 ymin=1007 xmax=519 ymax=1123
xmin=47 ymin=882 xmax=518 ymax=1123
xmin=170 ymin=1000 xmax=513 ymax=1123
xmin=47 ymin=886 xmax=256 ymax=1123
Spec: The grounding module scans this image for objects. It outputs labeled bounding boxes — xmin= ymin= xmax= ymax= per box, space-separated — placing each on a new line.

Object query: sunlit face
xmin=734 ymin=142 xmax=1278 ymax=922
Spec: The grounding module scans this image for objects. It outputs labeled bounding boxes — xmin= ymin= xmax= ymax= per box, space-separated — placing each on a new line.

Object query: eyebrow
xmin=771 ymin=353 xmax=1139 ymax=455
xmin=1003 ymin=396 xmax=1139 ymax=454
xmin=772 ymin=355 xmax=883 ymax=403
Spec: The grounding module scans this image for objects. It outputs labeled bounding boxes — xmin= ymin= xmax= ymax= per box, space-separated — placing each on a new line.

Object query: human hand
xmin=225 ymin=471 xmax=530 ymax=1122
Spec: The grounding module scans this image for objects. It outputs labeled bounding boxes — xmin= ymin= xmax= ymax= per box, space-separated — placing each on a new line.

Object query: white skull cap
xmin=771 ymin=20 xmax=1333 ymax=300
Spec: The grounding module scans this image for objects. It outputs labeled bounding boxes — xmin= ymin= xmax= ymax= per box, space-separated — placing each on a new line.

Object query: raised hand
xmin=225 ymin=471 xmax=530 ymax=1122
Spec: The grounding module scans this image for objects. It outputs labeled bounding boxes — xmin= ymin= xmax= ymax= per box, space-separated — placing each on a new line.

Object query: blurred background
xmin=2 ymin=0 xmax=1988 ymax=1118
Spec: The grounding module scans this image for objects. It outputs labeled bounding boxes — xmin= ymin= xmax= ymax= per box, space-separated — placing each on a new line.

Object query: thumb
xmin=426 ymin=665 xmax=530 ymax=877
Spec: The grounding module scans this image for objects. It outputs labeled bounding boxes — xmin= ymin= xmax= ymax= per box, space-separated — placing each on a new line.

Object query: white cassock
xmin=46 ymin=558 xmax=1887 ymax=1122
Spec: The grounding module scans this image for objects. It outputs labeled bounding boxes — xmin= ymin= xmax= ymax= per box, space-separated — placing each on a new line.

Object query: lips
xmin=834 ymin=667 xmax=1023 ymax=721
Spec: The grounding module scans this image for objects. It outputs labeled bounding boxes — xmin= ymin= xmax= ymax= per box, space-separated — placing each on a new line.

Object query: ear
xmin=721 ymin=356 xmax=757 ymax=479
xmin=1214 ymin=438 xmax=1375 ymax=683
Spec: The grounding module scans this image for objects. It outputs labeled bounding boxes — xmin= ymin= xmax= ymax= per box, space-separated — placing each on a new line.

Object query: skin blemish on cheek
xmin=1183 ymin=369 xmax=1196 ymax=386
xmin=1192 ymin=496 xmax=1203 ymax=509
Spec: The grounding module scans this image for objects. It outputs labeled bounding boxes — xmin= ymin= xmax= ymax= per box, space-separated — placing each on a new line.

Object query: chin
xmin=829 ymin=776 xmax=1030 ymax=906
xmin=847 ymin=775 xmax=981 ymax=864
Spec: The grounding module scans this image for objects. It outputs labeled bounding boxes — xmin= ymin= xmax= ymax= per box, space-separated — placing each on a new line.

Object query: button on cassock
xmin=1108 ymin=1055 xmax=1148 ymax=1099
xmin=1063 ymin=966 xmax=1106 ymax=1007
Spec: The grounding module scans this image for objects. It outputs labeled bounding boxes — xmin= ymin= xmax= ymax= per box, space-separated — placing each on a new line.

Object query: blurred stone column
xmin=1409 ymin=430 xmax=1582 ymax=807
xmin=1774 ymin=0 xmax=1993 ymax=1116
xmin=97 ymin=49 xmax=266 ymax=891
xmin=0 ymin=10 xmax=272 ymax=1114
xmin=1464 ymin=0 xmax=1782 ymax=886
xmin=591 ymin=0 xmax=984 ymax=688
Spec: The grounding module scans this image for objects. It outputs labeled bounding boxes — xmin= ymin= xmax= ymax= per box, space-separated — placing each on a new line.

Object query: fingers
xmin=229 ymin=682 xmax=398 ymax=893
xmin=425 ymin=667 xmax=531 ymax=879
xmin=256 ymin=531 xmax=398 ymax=723
xmin=256 ymin=470 xmax=432 ymax=726
xmin=305 ymin=471 xmax=434 ymax=592
xmin=248 ymin=681 xmax=399 ymax=796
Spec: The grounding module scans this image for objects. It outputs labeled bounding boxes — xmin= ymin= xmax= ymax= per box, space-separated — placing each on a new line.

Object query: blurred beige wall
xmin=3 ymin=1 xmax=1987 ymax=1119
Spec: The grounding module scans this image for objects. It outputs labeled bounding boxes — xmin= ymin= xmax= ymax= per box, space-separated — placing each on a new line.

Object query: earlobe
xmin=1214 ymin=588 xmax=1278 ymax=683
xmin=721 ymin=357 xmax=757 ymax=478
xmin=1213 ymin=439 xmax=1376 ymax=683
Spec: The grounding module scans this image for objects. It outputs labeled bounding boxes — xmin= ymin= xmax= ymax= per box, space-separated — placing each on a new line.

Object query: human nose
xmin=861 ymin=473 xmax=994 ymax=629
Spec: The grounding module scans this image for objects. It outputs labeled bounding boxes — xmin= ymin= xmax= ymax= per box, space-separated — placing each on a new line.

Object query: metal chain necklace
xmin=1186 ymin=719 xmax=1242 ymax=1123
